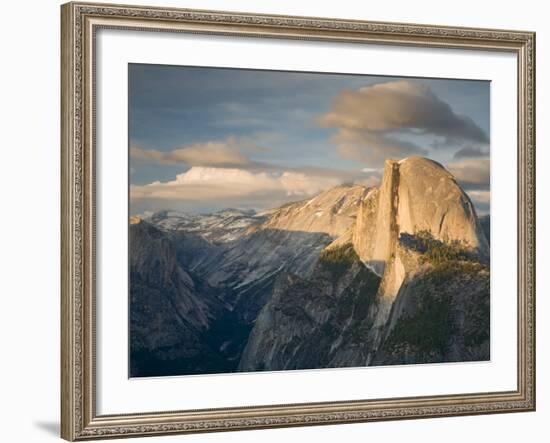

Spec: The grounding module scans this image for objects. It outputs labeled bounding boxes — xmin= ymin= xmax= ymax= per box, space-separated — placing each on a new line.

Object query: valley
xmin=129 ymin=157 xmax=490 ymax=377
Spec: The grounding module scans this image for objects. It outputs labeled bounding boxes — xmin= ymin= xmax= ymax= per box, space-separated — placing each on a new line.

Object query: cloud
xmin=130 ymin=167 xmax=342 ymax=210
xmin=355 ymin=167 xmax=382 ymax=188
xmin=354 ymin=175 xmax=381 ymax=188
xmin=466 ymin=189 xmax=490 ymax=215
xmin=446 ymin=158 xmax=490 ymax=214
xmin=467 ymin=190 xmax=490 ymax=205
xmin=453 ymin=146 xmax=489 ymax=159
xmin=130 ymin=138 xmax=265 ymax=168
xmin=447 ymin=158 xmax=490 ymax=189
xmin=317 ymin=80 xmax=488 ymax=165
xmin=332 ymin=129 xmax=428 ymax=165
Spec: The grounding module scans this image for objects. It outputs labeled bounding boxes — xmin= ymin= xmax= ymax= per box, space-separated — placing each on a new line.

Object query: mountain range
xmin=129 ymin=157 xmax=490 ymax=377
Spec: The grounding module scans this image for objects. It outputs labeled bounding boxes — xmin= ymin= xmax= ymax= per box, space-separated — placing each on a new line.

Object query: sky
xmin=129 ymin=63 xmax=490 ymax=215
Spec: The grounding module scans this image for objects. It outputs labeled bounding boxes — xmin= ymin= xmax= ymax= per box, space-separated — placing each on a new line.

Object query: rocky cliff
xmin=238 ymin=243 xmax=381 ymax=371
xmin=189 ymin=185 xmax=369 ymax=322
xmin=259 ymin=184 xmax=368 ymax=238
xmin=353 ymin=157 xmax=488 ymax=275
xmin=129 ymin=219 xmax=245 ymax=377
xmin=350 ymin=157 xmax=488 ymax=357
xmin=238 ymin=157 xmax=490 ymax=370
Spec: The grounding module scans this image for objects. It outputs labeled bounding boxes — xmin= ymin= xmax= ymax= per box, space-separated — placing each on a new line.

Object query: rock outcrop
xmin=238 ymin=157 xmax=490 ymax=371
xmin=239 ymin=243 xmax=381 ymax=371
xmin=373 ymin=257 xmax=490 ymax=365
xmin=353 ymin=157 xmax=488 ymax=276
xmin=259 ymin=184 xmax=369 ymax=238
xmin=350 ymin=157 xmax=489 ymax=355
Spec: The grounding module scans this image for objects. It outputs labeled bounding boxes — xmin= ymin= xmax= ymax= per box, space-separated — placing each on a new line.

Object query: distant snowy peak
xmin=145 ymin=208 xmax=265 ymax=244
xmin=215 ymin=208 xmax=257 ymax=218
xmin=143 ymin=185 xmax=371 ymax=243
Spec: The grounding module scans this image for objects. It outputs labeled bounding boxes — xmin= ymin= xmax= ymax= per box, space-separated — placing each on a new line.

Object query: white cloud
xmin=354 ymin=175 xmax=381 ymax=188
xmin=130 ymin=167 xmax=342 ymax=208
xmin=361 ymin=167 xmax=381 ymax=173
xmin=355 ymin=167 xmax=382 ymax=188
xmin=279 ymin=171 xmax=340 ymax=196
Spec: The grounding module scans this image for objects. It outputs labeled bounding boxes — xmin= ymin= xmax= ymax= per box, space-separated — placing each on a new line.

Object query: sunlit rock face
xmin=396 ymin=157 xmax=488 ymax=253
xmin=353 ymin=157 xmax=488 ymax=276
xmin=260 ymin=184 xmax=369 ymax=238
xmin=238 ymin=157 xmax=490 ymax=371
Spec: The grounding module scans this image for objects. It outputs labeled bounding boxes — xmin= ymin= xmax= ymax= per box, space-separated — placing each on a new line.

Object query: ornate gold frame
xmin=61 ymin=2 xmax=536 ymax=440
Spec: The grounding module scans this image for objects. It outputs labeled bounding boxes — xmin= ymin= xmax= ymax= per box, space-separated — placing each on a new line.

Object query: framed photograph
xmin=61 ymin=2 xmax=536 ymax=440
